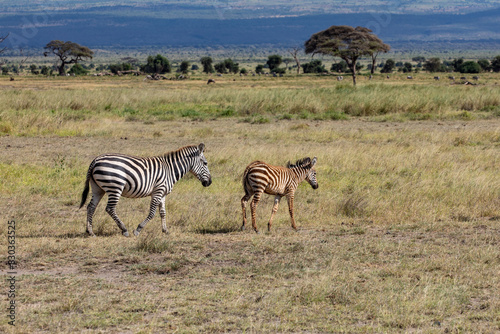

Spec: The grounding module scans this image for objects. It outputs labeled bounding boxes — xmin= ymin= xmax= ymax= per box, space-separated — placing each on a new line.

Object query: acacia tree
xmin=288 ymin=46 xmax=301 ymax=74
xmin=368 ymin=40 xmax=390 ymax=74
xmin=200 ymin=56 xmax=214 ymax=74
xmin=305 ymin=25 xmax=390 ymax=85
xmin=43 ymin=40 xmax=94 ymax=75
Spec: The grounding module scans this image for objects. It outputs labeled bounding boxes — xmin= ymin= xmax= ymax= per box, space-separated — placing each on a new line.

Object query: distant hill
xmin=1 ymin=5 xmax=500 ymax=50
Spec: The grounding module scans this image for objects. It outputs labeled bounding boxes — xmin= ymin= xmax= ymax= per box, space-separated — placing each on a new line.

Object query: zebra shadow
xmin=193 ymin=226 xmax=240 ymax=234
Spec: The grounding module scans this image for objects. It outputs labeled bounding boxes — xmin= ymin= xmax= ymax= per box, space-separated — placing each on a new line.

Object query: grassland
xmin=0 ymin=73 xmax=499 ymax=333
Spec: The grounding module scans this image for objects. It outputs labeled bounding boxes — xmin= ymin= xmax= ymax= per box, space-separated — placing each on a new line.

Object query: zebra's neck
xmin=160 ymin=146 xmax=197 ymax=183
xmin=290 ymin=166 xmax=308 ymax=182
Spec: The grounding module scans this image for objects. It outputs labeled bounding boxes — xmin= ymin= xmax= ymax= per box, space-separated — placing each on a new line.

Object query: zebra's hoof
xmin=162 ymin=229 xmax=169 ymax=234
xmin=241 ymin=226 xmax=245 ymax=231
xmin=123 ymin=231 xmax=130 ymax=237
xmin=133 ymin=229 xmax=140 ymax=236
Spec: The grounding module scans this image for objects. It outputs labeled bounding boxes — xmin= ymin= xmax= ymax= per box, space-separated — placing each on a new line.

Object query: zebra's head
xmin=191 ymin=143 xmax=212 ymax=187
xmin=288 ymin=157 xmax=318 ymax=189
xmin=304 ymin=157 xmax=318 ymax=190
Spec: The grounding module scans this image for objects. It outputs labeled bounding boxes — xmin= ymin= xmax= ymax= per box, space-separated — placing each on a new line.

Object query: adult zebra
xmin=79 ymin=143 xmax=212 ymax=237
xmin=241 ymin=157 xmax=318 ymax=233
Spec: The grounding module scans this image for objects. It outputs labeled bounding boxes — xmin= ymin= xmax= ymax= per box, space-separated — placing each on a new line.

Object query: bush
xmin=302 ymin=60 xmax=326 ymax=73
xmin=140 ymin=54 xmax=171 ymax=74
xmin=109 ymin=62 xmax=132 ymax=74
xmin=459 ymin=61 xmax=481 ymax=74
xmin=68 ymin=63 xmax=88 ymax=75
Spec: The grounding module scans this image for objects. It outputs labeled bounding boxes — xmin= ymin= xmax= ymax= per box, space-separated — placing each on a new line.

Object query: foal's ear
xmin=310 ymin=157 xmax=317 ymax=167
xmin=198 ymin=143 xmax=205 ymax=153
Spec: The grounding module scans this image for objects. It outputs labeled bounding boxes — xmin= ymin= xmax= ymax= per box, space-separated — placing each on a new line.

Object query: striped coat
xmin=80 ymin=143 xmax=211 ymax=237
xmin=241 ymin=157 xmax=318 ymax=233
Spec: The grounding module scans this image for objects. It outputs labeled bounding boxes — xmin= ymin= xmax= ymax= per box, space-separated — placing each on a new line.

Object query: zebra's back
xmin=243 ymin=161 xmax=290 ymax=196
xmin=92 ymin=153 xmax=167 ymax=199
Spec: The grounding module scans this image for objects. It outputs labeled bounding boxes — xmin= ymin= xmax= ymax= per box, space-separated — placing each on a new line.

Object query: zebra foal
xmin=79 ymin=143 xmax=212 ymax=237
xmin=241 ymin=157 xmax=318 ymax=233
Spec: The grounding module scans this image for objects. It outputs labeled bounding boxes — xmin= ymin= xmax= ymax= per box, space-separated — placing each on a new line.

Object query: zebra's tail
xmin=242 ymin=165 xmax=252 ymax=196
xmin=79 ymin=159 xmax=95 ymax=209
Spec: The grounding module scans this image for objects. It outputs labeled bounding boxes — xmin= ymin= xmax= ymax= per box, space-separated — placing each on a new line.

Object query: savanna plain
xmin=0 ymin=73 xmax=499 ymax=333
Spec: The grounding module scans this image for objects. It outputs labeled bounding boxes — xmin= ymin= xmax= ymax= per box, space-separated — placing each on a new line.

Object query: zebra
xmin=241 ymin=157 xmax=318 ymax=233
xmin=79 ymin=143 xmax=212 ymax=237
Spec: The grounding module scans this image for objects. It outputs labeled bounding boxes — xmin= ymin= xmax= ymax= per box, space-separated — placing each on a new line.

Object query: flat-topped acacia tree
xmin=305 ymin=25 xmax=390 ymax=85
xmin=43 ymin=40 xmax=94 ymax=76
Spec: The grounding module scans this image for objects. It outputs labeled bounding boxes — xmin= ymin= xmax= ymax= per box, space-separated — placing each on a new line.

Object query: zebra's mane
xmin=286 ymin=157 xmax=311 ymax=169
xmin=162 ymin=145 xmax=199 ymax=159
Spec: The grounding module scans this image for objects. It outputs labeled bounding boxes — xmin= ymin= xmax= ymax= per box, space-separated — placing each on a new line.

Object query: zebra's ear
xmin=198 ymin=143 xmax=205 ymax=153
xmin=310 ymin=157 xmax=317 ymax=167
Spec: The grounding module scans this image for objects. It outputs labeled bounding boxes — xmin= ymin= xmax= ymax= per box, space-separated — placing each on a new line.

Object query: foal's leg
xmin=286 ymin=193 xmax=298 ymax=231
xmin=241 ymin=193 xmax=252 ymax=231
xmin=250 ymin=191 xmax=263 ymax=233
xmin=268 ymin=195 xmax=281 ymax=231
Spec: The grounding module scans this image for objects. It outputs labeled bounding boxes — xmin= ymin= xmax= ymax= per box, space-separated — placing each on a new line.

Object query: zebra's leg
xmin=86 ymin=183 xmax=105 ymax=237
xmin=105 ymin=194 xmax=130 ymax=237
xmin=268 ymin=195 xmax=281 ymax=232
xmin=159 ymin=196 xmax=168 ymax=234
xmin=133 ymin=195 xmax=161 ymax=236
xmin=250 ymin=192 xmax=263 ymax=233
xmin=286 ymin=193 xmax=298 ymax=231
xmin=241 ymin=194 xmax=252 ymax=231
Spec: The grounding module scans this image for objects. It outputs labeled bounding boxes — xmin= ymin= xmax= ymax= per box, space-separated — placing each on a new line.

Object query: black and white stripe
xmin=241 ymin=157 xmax=318 ymax=233
xmin=80 ymin=143 xmax=212 ymax=236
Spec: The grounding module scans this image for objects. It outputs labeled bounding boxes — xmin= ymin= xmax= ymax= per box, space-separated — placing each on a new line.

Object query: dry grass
xmin=0 ymin=74 xmax=499 ymax=333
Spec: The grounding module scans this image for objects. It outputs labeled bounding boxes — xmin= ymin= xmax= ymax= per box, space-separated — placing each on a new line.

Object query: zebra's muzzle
xmin=202 ymin=178 xmax=212 ymax=187
xmin=312 ymin=184 xmax=319 ymax=189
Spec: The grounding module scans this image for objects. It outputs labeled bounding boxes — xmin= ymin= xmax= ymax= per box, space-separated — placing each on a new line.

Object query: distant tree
xmin=141 ymin=54 xmax=171 ymax=74
xmin=255 ymin=64 xmax=264 ymax=74
xmin=403 ymin=62 xmax=412 ymax=73
xmin=68 ymin=63 xmax=88 ymax=75
xmin=451 ymin=58 xmax=464 ymax=72
xmin=301 ymin=60 xmax=326 ymax=73
xmin=423 ymin=57 xmax=442 ymax=72
xmin=191 ymin=64 xmax=199 ymax=71
xmin=412 ymin=56 xmax=426 ymax=63
xmin=40 ymin=65 xmax=51 ymax=76
xmin=491 ymin=56 xmax=500 ymax=72
xmin=283 ymin=57 xmax=293 ymax=69
xmin=179 ymin=61 xmax=190 ymax=74
xmin=380 ymin=59 xmax=395 ymax=73
xmin=330 ymin=61 xmax=348 ymax=73
xmin=459 ymin=61 xmax=481 ymax=74
xmin=368 ymin=39 xmax=390 ymax=74
xmin=43 ymin=40 xmax=94 ymax=75
xmin=305 ymin=25 xmax=390 ymax=85
xmin=200 ymin=56 xmax=214 ymax=74
xmin=30 ymin=64 xmax=39 ymax=75
xmin=214 ymin=62 xmax=227 ymax=74
xmin=288 ymin=46 xmax=301 ymax=74
xmin=2 ymin=67 xmax=8 ymax=75
xmin=223 ymin=58 xmax=239 ymax=74
xmin=240 ymin=68 xmax=248 ymax=75
xmin=266 ymin=55 xmax=283 ymax=72
xmin=477 ymin=59 xmax=491 ymax=72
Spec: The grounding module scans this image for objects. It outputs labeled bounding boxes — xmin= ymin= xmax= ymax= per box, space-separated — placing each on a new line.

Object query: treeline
xmin=377 ymin=56 xmax=500 ymax=74
xmin=5 ymin=53 xmax=500 ymax=77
